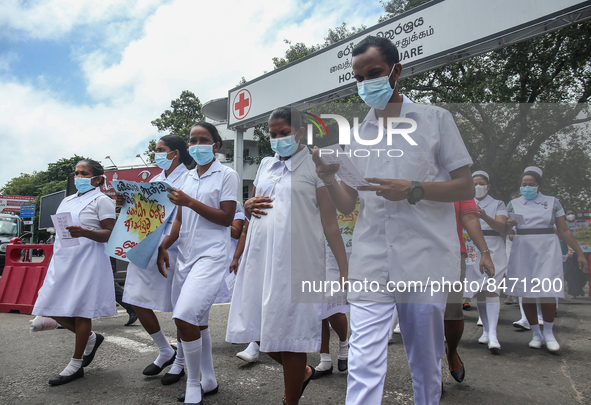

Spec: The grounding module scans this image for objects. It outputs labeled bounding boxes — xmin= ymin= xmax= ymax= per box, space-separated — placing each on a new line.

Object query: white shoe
xmin=529 ymin=339 xmax=543 ymax=349
xmin=236 ymin=344 xmax=260 ymax=363
xmin=488 ymin=340 xmax=501 ymax=351
xmin=513 ymin=319 xmax=531 ymax=330
xmin=393 ymin=324 xmax=401 ymax=334
xmin=545 ymin=340 xmax=560 ymax=352
xmin=478 ymin=334 xmax=489 ymax=344
xmin=477 ymin=317 xmax=483 ymax=326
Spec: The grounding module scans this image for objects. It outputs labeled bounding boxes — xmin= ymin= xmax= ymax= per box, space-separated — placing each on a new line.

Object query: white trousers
xmin=347 ymin=291 xmax=447 ymax=405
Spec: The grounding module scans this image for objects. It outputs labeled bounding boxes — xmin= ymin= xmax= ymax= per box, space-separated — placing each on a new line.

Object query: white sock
xmin=183 ymin=338 xmax=202 ymax=404
xmin=315 ymin=353 xmax=332 ymax=371
xmin=169 ymin=340 xmax=185 ymax=375
xmin=543 ymin=321 xmax=557 ymax=342
xmin=150 ymin=330 xmax=175 ymax=367
xmin=200 ymin=328 xmax=217 ymax=393
xmin=59 ymin=358 xmax=83 ymax=376
xmin=83 ymin=332 xmax=96 ymax=356
xmin=244 ymin=341 xmax=260 ymax=356
xmin=391 ymin=306 xmax=399 ymax=330
xmin=536 ymin=300 xmax=544 ymax=323
xmin=531 ymin=324 xmax=543 ymax=342
xmin=338 ymin=339 xmax=349 ymax=360
xmin=486 ymin=296 xmax=500 ymax=342
xmin=476 ymin=300 xmax=489 ymax=338
xmin=518 ymin=297 xmax=527 ymax=322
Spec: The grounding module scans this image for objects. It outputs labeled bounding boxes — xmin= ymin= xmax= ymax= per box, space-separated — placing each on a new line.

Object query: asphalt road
xmin=1 ymin=297 xmax=590 ymax=405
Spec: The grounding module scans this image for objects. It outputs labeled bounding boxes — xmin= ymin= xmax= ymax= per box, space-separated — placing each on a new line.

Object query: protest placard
xmin=567 ymin=222 xmax=591 ymax=253
xmin=105 ymin=180 xmax=176 ymax=268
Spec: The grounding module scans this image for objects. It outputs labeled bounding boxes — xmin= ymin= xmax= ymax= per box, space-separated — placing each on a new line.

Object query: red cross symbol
xmin=232 ymin=89 xmax=251 ymax=120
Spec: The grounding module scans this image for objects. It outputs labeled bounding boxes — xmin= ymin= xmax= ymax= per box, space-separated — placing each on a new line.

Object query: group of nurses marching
xmin=464 ymin=167 xmax=587 ymax=354
xmin=32 ymin=110 xmax=351 ymax=405
xmin=31 ymin=114 xmax=588 ymax=405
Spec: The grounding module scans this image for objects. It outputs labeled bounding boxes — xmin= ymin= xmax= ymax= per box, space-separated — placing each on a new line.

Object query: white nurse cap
xmin=472 ymin=170 xmax=489 ymax=181
xmin=524 ymin=166 xmax=543 ymax=177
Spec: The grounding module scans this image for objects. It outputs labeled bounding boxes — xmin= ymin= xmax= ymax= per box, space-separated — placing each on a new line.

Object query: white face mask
xmin=474 ymin=184 xmax=488 ymax=199
xmin=566 ymin=214 xmax=575 ymax=221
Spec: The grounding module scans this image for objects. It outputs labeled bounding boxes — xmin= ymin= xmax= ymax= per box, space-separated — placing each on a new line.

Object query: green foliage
xmin=380 ymin=1 xmax=591 ymax=207
xmin=148 ymin=90 xmax=204 ymax=162
xmin=1 ymin=172 xmax=43 ymax=197
xmin=246 ymin=123 xmax=272 ymax=164
xmin=272 ymin=23 xmax=366 ymax=69
xmin=379 ymin=0 xmax=431 ymax=22
xmin=1 ymin=155 xmax=92 ymax=242
xmin=256 ymin=23 xmax=367 ymax=159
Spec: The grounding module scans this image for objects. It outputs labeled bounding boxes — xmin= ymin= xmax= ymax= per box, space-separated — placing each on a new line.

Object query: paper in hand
xmin=50 ymin=212 xmax=80 ymax=248
xmin=225 ymin=271 xmax=236 ymax=291
xmin=509 ymin=213 xmax=526 ymax=227
xmin=317 ymin=144 xmax=370 ymax=188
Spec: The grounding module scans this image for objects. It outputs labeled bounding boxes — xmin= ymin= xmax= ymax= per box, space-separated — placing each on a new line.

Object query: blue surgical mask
xmin=189 ymin=144 xmax=214 ymax=166
xmin=520 ymin=186 xmax=538 ymax=200
xmin=270 ymin=135 xmax=299 ymax=157
xmin=357 ymin=64 xmax=397 ymax=110
xmin=74 ymin=177 xmax=95 ymax=194
xmin=154 ymin=151 xmax=175 ymax=170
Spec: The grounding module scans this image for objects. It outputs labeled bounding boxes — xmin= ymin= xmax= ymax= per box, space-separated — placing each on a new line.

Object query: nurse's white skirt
xmin=172 ymin=254 xmax=226 ymax=326
xmin=33 ymin=238 xmax=116 ymax=319
xmin=463 ymin=235 xmax=507 ymax=298
xmin=321 ymin=252 xmax=350 ymax=319
xmin=506 ymin=234 xmax=564 ymax=298
xmin=122 ymin=246 xmax=178 ymax=312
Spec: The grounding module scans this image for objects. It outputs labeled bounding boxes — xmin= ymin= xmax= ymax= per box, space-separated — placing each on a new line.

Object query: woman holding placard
xmin=120 ymin=135 xmax=191 ymax=384
xmin=157 ymin=122 xmax=239 ymax=405
xmin=33 ymin=159 xmax=116 ymax=386
xmin=505 ymin=166 xmax=587 ymax=352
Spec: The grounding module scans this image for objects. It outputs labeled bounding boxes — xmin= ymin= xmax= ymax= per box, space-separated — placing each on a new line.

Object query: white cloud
xmin=0 ymin=0 xmax=384 ymax=189
xmin=0 ymin=0 xmax=165 ymax=40
xmin=0 ymin=51 xmax=18 ymax=71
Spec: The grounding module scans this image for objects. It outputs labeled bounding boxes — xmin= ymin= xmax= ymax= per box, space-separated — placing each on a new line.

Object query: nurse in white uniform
xmin=214 ymin=203 xmax=245 ymax=304
xmin=464 ymin=170 xmax=508 ymax=351
xmin=505 ymin=166 xmax=587 ymax=352
xmin=121 ymin=135 xmax=190 ymax=383
xmin=33 ymin=159 xmax=116 ymax=386
xmin=312 ymin=36 xmax=475 ymax=405
xmin=157 ymin=122 xmax=239 ymax=405
xmin=226 ymin=107 xmax=347 ymax=405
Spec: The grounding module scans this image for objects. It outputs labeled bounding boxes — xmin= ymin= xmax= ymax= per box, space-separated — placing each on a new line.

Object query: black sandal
xmin=282 ymin=366 xmax=315 ymax=404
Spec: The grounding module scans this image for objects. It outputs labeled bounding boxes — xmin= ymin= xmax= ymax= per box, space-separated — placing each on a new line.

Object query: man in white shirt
xmin=313 ymin=36 xmax=474 ymax=405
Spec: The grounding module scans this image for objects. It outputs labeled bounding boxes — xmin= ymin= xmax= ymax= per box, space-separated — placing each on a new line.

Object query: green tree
xmin=147 ymin=90 xmax=205 ymax=162
xmin=250 ymin=23 xmax=368 ymax=161
xmin=381 ymin=0 xmax=591 ymax=207
xmin=1 ymin=155 xmax=92 ymax=242
xmin=1 ymin=172 xmax=43 ymax=197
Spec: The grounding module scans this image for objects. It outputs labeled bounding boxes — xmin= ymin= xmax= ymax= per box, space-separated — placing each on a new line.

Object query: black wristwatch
xmin=407 ymin=181 xmax=424 ymax=205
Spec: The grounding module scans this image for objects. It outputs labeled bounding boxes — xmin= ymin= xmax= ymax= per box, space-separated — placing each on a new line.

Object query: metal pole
xmin=234 ymin=129 xmax=244 ymax=202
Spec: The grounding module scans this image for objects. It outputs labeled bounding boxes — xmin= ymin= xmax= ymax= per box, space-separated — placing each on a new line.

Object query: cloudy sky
xmin=0 ymin=0 xmax=385 ymax=189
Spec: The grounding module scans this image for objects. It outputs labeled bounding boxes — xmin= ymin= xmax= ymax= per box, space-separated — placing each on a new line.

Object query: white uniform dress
xmin=506 ymin=193 xmax=565 ymax=298
xmin=123 ymin=164 xmax=188 ymax=312
xmin=171 ymin=160 xmax=239 ymax=326
xmin=345 ymin=98 xmax=473 ymax=405
xmin=464 ymin=195 xmax=508 ymax=297
xmin=214 ymin=205 xmax=246 ymax=304
xmin=226 ymin=147 xmax=326 ymax=353
xmin=33 ymin=188 xmax=117 ymax=319
xmin=322 ymin=199 xmax=356 ymax=319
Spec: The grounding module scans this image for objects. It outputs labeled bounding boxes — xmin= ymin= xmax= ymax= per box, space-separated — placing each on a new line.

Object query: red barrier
xmin=0 ymin=240 xmax=53 ymax=314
